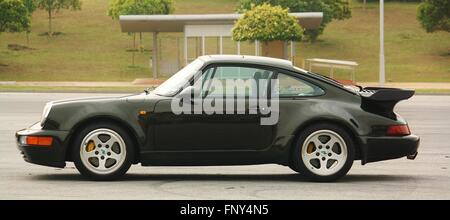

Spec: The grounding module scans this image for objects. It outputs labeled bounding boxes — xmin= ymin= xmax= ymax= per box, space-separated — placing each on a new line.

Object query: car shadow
xmin=30 ymin=173 xmax=419 ymax=183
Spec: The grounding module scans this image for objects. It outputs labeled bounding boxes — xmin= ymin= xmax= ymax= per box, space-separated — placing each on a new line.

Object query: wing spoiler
xmin=360 ymin=87 xmax=415 ymax=120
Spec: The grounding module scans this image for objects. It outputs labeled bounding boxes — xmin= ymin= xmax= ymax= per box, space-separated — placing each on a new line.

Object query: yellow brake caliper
xmin=306 ymin=142 xmax=315 ymax=154
xmin=86 ymin=140 xmax=95 ymax=152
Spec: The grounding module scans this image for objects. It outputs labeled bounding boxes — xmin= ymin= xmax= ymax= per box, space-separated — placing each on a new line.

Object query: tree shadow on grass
xmin=38 ymin=32 xmax=64 ymax=37
xmin=7 ymin=44 xmax=36 ymax=51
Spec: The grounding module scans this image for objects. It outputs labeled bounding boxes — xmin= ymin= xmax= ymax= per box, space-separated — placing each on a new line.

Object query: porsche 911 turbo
xmin=16 ymin=55 xmax=419 ymax=181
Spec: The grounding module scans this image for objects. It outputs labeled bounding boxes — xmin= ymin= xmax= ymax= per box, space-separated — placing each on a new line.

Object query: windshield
xmin=153 ymin=59 xmax=204 ymax=97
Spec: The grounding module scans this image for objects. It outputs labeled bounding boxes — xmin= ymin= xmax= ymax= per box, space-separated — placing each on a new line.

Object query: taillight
xmin=23 ymin=136 xmax=53 ymax=146
xmin=387 ymin=124 xmax=410 ymax=136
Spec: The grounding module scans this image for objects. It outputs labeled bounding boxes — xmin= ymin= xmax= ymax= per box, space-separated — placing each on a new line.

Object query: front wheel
xmin=291 ymin=123 xmax=355 ymax=182
xmin=72 ymin=123 xmax=134 ymax=181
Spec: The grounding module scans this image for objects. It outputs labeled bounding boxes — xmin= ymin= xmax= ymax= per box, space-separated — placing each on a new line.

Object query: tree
xmin=22 ymin=0 xmax=37 ymax=44
xmin=0 ymin=0 xmax=30 ymax=34
xmin=23 ymin=0 xmax=36 ymax=12
xmin=108 ymin=0 xmax=174 ymax=20
xmin=236 ymin=0 xmax=352 ymax=42
xmin=108 ymin=0 xmax=174 ymax=48
xmin=417 ymin=0 xmax=449 ymax=33
xmin=35 ymin=0 xmax=82 ymax=36
xmin=108 ymin=0 xmax=174 ymax=65
xmin=232 ymin=3 xmax=303 ymax=42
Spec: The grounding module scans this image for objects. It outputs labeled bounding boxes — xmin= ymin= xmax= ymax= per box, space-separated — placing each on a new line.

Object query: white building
xmin=119 ymin=13 xmax=323 ymax=77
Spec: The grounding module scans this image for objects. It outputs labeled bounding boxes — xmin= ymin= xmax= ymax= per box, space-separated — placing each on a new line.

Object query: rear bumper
xmin=16 ymin=123 xmax=69 ymax=168
xmin=360 ymin=134 xmax=420 ymax=164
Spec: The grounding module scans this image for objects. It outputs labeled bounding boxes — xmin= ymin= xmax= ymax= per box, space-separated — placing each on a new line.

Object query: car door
xmin=152 ymin=64 xmax=276 ymax=151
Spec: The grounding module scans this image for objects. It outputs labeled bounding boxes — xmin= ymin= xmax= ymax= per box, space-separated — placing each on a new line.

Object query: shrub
xmin=232 ymin=3 xmax=304 ymax=42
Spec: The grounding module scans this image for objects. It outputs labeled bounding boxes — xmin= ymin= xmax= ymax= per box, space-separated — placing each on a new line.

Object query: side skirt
xmin=139 ymin=150 xmax=287 ymax=166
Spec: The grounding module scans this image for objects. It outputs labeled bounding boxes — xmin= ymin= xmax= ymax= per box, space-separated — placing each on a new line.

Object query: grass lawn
xmin=0 ymin=0 xmax=448 ymax=83
xmin=415 ymin=89 xmax=450 ymax=94
xmin=296 ymin=2 xmax=450 ymax=82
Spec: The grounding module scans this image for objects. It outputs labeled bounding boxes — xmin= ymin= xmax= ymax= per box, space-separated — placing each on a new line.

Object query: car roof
xmin=198 ymin=55 xmax=296 ymax=70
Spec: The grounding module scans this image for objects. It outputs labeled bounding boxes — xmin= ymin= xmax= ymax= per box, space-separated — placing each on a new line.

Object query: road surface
xmin=0 ymin=93 xmax=449 ymax=199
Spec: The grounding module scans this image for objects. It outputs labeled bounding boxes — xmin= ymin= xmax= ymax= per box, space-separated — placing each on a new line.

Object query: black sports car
xmin=16 ymin=55 xmax=419 ymax=181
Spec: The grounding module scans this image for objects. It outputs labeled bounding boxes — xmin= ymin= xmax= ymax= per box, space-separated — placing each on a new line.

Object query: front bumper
xmin=360 ymin=134 xmax=420 ymax=165
xmin=16 ymin=123 xmax=69 ymax=168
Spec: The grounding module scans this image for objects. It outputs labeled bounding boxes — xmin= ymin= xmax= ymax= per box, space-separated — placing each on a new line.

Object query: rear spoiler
xmin=360 ymin=87 xmax=415 ymax=120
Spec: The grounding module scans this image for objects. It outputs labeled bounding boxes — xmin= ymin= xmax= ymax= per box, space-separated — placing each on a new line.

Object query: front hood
xmin=51 ymin=96 xmax=122 ymax=105
xmin=50 ymin=93 xmax=150 ymax=105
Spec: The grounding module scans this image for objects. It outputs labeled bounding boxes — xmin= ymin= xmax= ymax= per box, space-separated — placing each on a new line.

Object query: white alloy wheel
xmin=79 ymin=128 xmax=127 ymax=175
xmin=301 ymin=130 xmax=348 ymax=176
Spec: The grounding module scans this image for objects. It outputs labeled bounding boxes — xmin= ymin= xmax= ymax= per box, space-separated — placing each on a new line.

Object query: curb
xmin=0 ymin=81 xmax=16 ymax=85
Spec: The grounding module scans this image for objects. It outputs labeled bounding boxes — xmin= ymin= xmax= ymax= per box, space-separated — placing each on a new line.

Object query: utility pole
xmin=153 ymin=32 xmax=158 ymax=79
xmin=379 ymin=0 xmax=385 ymax=86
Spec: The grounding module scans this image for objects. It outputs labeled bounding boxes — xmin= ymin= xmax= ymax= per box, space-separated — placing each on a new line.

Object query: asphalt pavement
xmin=0 ymin=92 xmax=449 ymax=199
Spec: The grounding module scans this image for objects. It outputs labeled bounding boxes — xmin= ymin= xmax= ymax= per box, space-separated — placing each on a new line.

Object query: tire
xmin=71 ymin=122 xmax=135 ymax=181
xmin=290 ymin=123 xmax=355 ymax=182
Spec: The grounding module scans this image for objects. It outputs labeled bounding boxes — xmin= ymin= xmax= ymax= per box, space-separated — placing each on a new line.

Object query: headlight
xmin=40 ymin=102 xmax=53 ymax=126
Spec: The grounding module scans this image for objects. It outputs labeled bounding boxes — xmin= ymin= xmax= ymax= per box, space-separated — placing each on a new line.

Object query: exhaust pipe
xmin=407 ymin=152 xmax=418 ymax=160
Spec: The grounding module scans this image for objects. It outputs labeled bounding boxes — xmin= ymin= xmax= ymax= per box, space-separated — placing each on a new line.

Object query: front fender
xmin=45 ymin=100 xmax=147 ymax=149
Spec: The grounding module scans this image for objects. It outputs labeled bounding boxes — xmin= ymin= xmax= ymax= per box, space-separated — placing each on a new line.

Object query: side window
xmin=276 ymin=73 xmax=324 ymax=97
xmin=198 ymin=65 xmax=274 ymax=98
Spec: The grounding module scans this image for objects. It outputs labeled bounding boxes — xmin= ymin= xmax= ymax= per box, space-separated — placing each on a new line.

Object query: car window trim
xmin=201 ymin=66 xmax=218 ymax=98
xmin=196 ymin=63 xmax=277 ymax=99
xmin=273 ymin=70 xmax=327 ymax=99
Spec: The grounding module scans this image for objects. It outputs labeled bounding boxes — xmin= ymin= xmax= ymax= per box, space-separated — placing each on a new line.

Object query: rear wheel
xmin=291 ymin=123 xmax=355 ymax=182
xmin=72 ymin=122 xmax=134 ymax=180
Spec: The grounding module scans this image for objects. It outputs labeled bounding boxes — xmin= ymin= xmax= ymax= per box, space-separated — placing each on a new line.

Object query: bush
xmin=232 ymin=3 xmax=304 ymax=42
xmin=236 ymin=0 xmax=352 ymax=42
xmin=417 ymin=0 xmax=450 ymax=33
